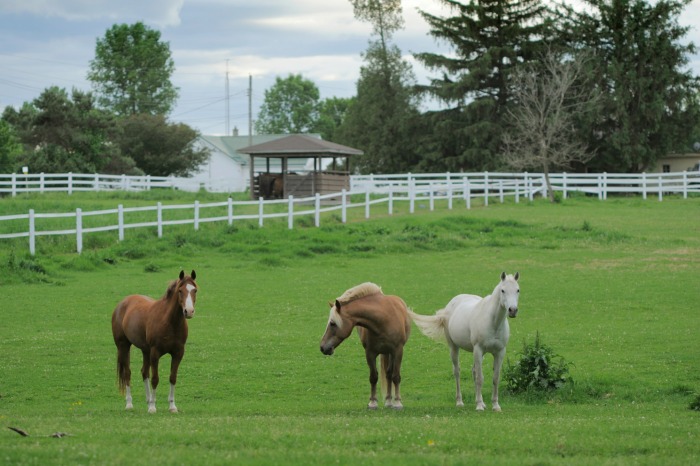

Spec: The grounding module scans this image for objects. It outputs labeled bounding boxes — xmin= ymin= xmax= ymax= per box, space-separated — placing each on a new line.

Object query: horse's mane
xmin=163 ymin=280 xmax=179 ymax=300
xmin=337 ymin=282 xmax=383 ymax=305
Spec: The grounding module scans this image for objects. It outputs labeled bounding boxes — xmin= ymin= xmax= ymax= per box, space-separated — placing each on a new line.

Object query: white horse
xmin=410 ymin=272 xmax=520 ymax=411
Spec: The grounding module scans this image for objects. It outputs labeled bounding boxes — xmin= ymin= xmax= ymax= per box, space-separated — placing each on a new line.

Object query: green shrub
xmin=690 ymin=393 xmax=700 ymax=411
xmin=504 ymin=332 xmax=573 ymax=394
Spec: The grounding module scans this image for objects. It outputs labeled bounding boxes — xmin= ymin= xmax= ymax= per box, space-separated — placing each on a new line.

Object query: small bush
xmin=690 ymin=393 xmax=700 ymax=411
xmin=504 ymin=332 xmax=573 ymax=394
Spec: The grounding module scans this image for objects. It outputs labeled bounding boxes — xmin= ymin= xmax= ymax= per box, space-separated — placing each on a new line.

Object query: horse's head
xmin=319 ymin=299 xmax=353 ymax=356
xmin=177 ymin=270 xmax=198 ymax=319
xmin=498 ymin=272 xmax=520 ymax=318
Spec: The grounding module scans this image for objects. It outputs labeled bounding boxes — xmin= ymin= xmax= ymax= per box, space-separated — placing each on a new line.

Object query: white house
xmin=189 ymin=133 xmax=339 ymax=192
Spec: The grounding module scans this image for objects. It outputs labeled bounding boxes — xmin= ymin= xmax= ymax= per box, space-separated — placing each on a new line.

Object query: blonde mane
xmin=337 ymin=282 xmax=383 ymax=305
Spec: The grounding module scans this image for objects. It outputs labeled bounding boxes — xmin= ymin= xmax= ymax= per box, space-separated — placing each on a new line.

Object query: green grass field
xmin=1 ymin=192 xmax=699 ymax=465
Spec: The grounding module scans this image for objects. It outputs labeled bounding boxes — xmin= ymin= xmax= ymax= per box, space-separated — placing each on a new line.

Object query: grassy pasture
xmin=1 ymin=192 xmax=699 ymax=465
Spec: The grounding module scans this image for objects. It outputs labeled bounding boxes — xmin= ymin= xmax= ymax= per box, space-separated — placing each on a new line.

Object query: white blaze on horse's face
xmin=181 ymin=283 xmax=197 ymax=319
xmin=499 ymin=272 xmax=520 ymax=318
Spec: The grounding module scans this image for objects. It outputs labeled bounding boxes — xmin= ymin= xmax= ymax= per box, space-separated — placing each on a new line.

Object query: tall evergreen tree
xmin=338 ymin=0 xmax=422 ymax=173
xmin=558 ymin=0 xmax=700 ymax=172
xmin=415 ymin=0 xmax=551 ymax=170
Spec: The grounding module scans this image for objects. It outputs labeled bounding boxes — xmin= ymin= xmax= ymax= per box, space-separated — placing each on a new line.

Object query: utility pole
xmin=248 ymin=74 xmax=252 ymax=147
xmin=225 ymin=59 xmax=230 ymax=136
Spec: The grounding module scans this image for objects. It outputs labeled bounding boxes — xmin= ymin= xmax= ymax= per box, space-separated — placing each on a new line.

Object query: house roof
xmin=237 ymin=134 xmax=363 ymax=158
xmin=198 ymin=134 xmax=294 ymax=165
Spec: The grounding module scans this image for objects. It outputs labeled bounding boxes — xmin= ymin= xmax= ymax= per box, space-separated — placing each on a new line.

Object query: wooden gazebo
xmin=237 ymin=134 xmax=363 ymax=199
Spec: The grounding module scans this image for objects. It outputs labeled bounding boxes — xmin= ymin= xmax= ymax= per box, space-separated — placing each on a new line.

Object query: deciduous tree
xmin=255 ymin=74 xmax=320 ymax=134
xmin=88 ymin=22 xmax=179 ymax=116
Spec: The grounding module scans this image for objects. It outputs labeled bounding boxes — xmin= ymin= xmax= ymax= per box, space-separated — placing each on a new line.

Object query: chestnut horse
xmin=111 ymin=270 xmax=198 ymax=413
xmin=319 ymin=283 xmax=411 ymax=409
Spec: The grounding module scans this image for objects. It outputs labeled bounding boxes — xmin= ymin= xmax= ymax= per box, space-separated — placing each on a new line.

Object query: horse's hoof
xmin=476 ymin=404 xmax=486 ymax=412
xmin=493 ymin=405 xmax=502 ymax=412
xmin=367 ymin=400 xmax=378 ymax=410
xmin=125 ymin=404 xmax=134 ymax=411
xmin=148 ymin=407 xmax=157 ymax=414
xmin=169 ymin=407 xmax=178 ymax=413
xmin=456 ymin=401 xmax=465 ymax=408
xmin=392 ymin=402 xmax=404 ymax=410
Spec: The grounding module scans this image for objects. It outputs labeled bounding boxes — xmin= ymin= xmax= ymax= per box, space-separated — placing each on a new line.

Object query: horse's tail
xmin=408 ymin=308 xmax=449 ymax=342
xmin=117 ymin=356 xmax=129 ymax=395
xmin=380 ymin=354 xmax=389 ymax=402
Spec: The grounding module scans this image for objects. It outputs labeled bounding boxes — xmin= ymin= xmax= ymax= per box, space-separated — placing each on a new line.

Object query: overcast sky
xmin=1 ymin=0 xmax=699 ymax=138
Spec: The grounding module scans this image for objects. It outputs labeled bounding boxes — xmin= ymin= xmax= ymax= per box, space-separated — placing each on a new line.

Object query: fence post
xmin=603 ymin=172 xmax=608 ymax=200
xmin=157 ymin=202 xmax=163 ymax=237
xmin=683 ymin=171 xmax=688 ymax=199
xmin=447 ymin=182 xmax=453 ymax=210
xmin=288 ymin=195 xmax=294 ymax=230
xmin=409 ymin=178 xmax=415 ymax=214
xmin=194 ymin=200 xmax=200 ymax=231
xmin=118 ymin=204 xmax=124 ymax=241
xmin=258 ymin=197 xmax=264 ymax=227
xmin=11 ymin=173 xmax=17 ymax=197
xmin=315 ymin=193 xmax=321 ymax=227
xmin=40 ymin=173 xmax=45 ymax=193
xmin=76 ymin=208 xmax=83 ymax=254
xmin=484 ymin=172 xmax=489 ymax=207
xmin=29 ymin=209 xmax=35 ymax=256
xmin=499 ymin=180 xmax=504 ymax=203
xmin=388 ymin=188 xmax=394 ymax=215
xmin=658 ymin=176 xmax=663 ymax=202
xmin=429 ymin=182 xmax=435 ymax=211
xmin=341 ymin=189 xmax=347 ymax=224
xmin=68 ymin=172 xmax=73 ymax=195
xmin=365 ymin=190 xmax=371 ymax=219
xmin=94 ymin=173 xmax=99 ymax=191
xmin=464 ymin=177 xmax=471 ymax=210
xmin=597 ymin=175 xmax=603 ymax=200
xmin=562 ymin=172 xmax=568 ymax=200
xmin=642 ymin=172 xmax=647 ymax=200
xmin=227 ymin=197 xmax=233 ymax=226
xmin=515 ymin=179 xmax=520 ymax=204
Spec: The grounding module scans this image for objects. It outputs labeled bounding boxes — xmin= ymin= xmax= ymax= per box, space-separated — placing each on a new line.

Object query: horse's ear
xmin=335 ymin=299 xmax=342 ymax=313
xmin=500 ymin=271 xmax=506 ymax=281
xmin=179 ymin=270 xmax=185 ymax=280
xmin=191 ymin=270 xmax=196 ymax=280
xmin=514 ymin=272 xmax=519 ymax=281
xmin=328 ymin=301 xmax=333 ymax=308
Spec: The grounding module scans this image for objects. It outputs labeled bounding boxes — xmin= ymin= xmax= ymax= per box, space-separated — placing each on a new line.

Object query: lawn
xmin=1 ymin=193 xmax=699 ymax=465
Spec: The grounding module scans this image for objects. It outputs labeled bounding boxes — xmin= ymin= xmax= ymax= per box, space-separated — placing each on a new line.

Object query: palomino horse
xmin=111 ymin=270 xmax=198 ymax=413
xmin=410 ymin=272 xmax=520 ymax=411
xmin=319 ymin=283 xmax=411 ymax=409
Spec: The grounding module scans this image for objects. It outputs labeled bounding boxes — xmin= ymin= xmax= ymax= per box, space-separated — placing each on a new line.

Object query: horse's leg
xmin=390 ymin=348 xmax=404 ymax=410
xmin=148 ymin=348 xmax=161 ymax=414
xmin=491 ymin=348 xmax=506 ymax=412
xmin=472 ymin=346 xmax=486 ymax=411
xmin=119 ymin=344 xmax=133 ymax=410
xmin=381 ymin=354 xmax=393 ymax=408
xmin=140 ymin=349 xmax=154 ymax=413
xmin=449 ymin=342 xmax=464 ymax=407
xmin=168 ymin=349 xmax=184 ymax=413
xmin=365 ymin=351 xmax=379 ymax=410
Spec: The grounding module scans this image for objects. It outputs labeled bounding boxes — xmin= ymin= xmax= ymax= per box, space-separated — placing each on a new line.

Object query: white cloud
xmin=1 ymin=0 xmax=185 ymax=27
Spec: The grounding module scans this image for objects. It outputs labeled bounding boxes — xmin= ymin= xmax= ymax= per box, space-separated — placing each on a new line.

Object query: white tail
xmin=408 ymin=309 xmax=449 ymax=342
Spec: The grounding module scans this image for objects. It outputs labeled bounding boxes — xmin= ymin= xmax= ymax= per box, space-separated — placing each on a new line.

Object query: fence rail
xmin=1 ymin=171 xmax=698 ymax=256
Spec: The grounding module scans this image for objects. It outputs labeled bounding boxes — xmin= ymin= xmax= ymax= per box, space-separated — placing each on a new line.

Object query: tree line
xmin=2 ymin=0 xmax=699 ymax=179
xmin=0 ymin=22 xmax=209 ymax=177
xmin=258 ymin=0 xmax=700 ymax=176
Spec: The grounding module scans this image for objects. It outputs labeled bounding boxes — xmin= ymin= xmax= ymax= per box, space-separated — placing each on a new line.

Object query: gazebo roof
xmin=237 ymin=134 xmax=363 ymax=158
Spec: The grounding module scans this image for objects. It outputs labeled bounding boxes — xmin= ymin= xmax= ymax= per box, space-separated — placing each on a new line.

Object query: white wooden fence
xmin=0 ymin=172 xmax=206 ymax=195
xmin=1 ymin=171 xmax=698 ymax=256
